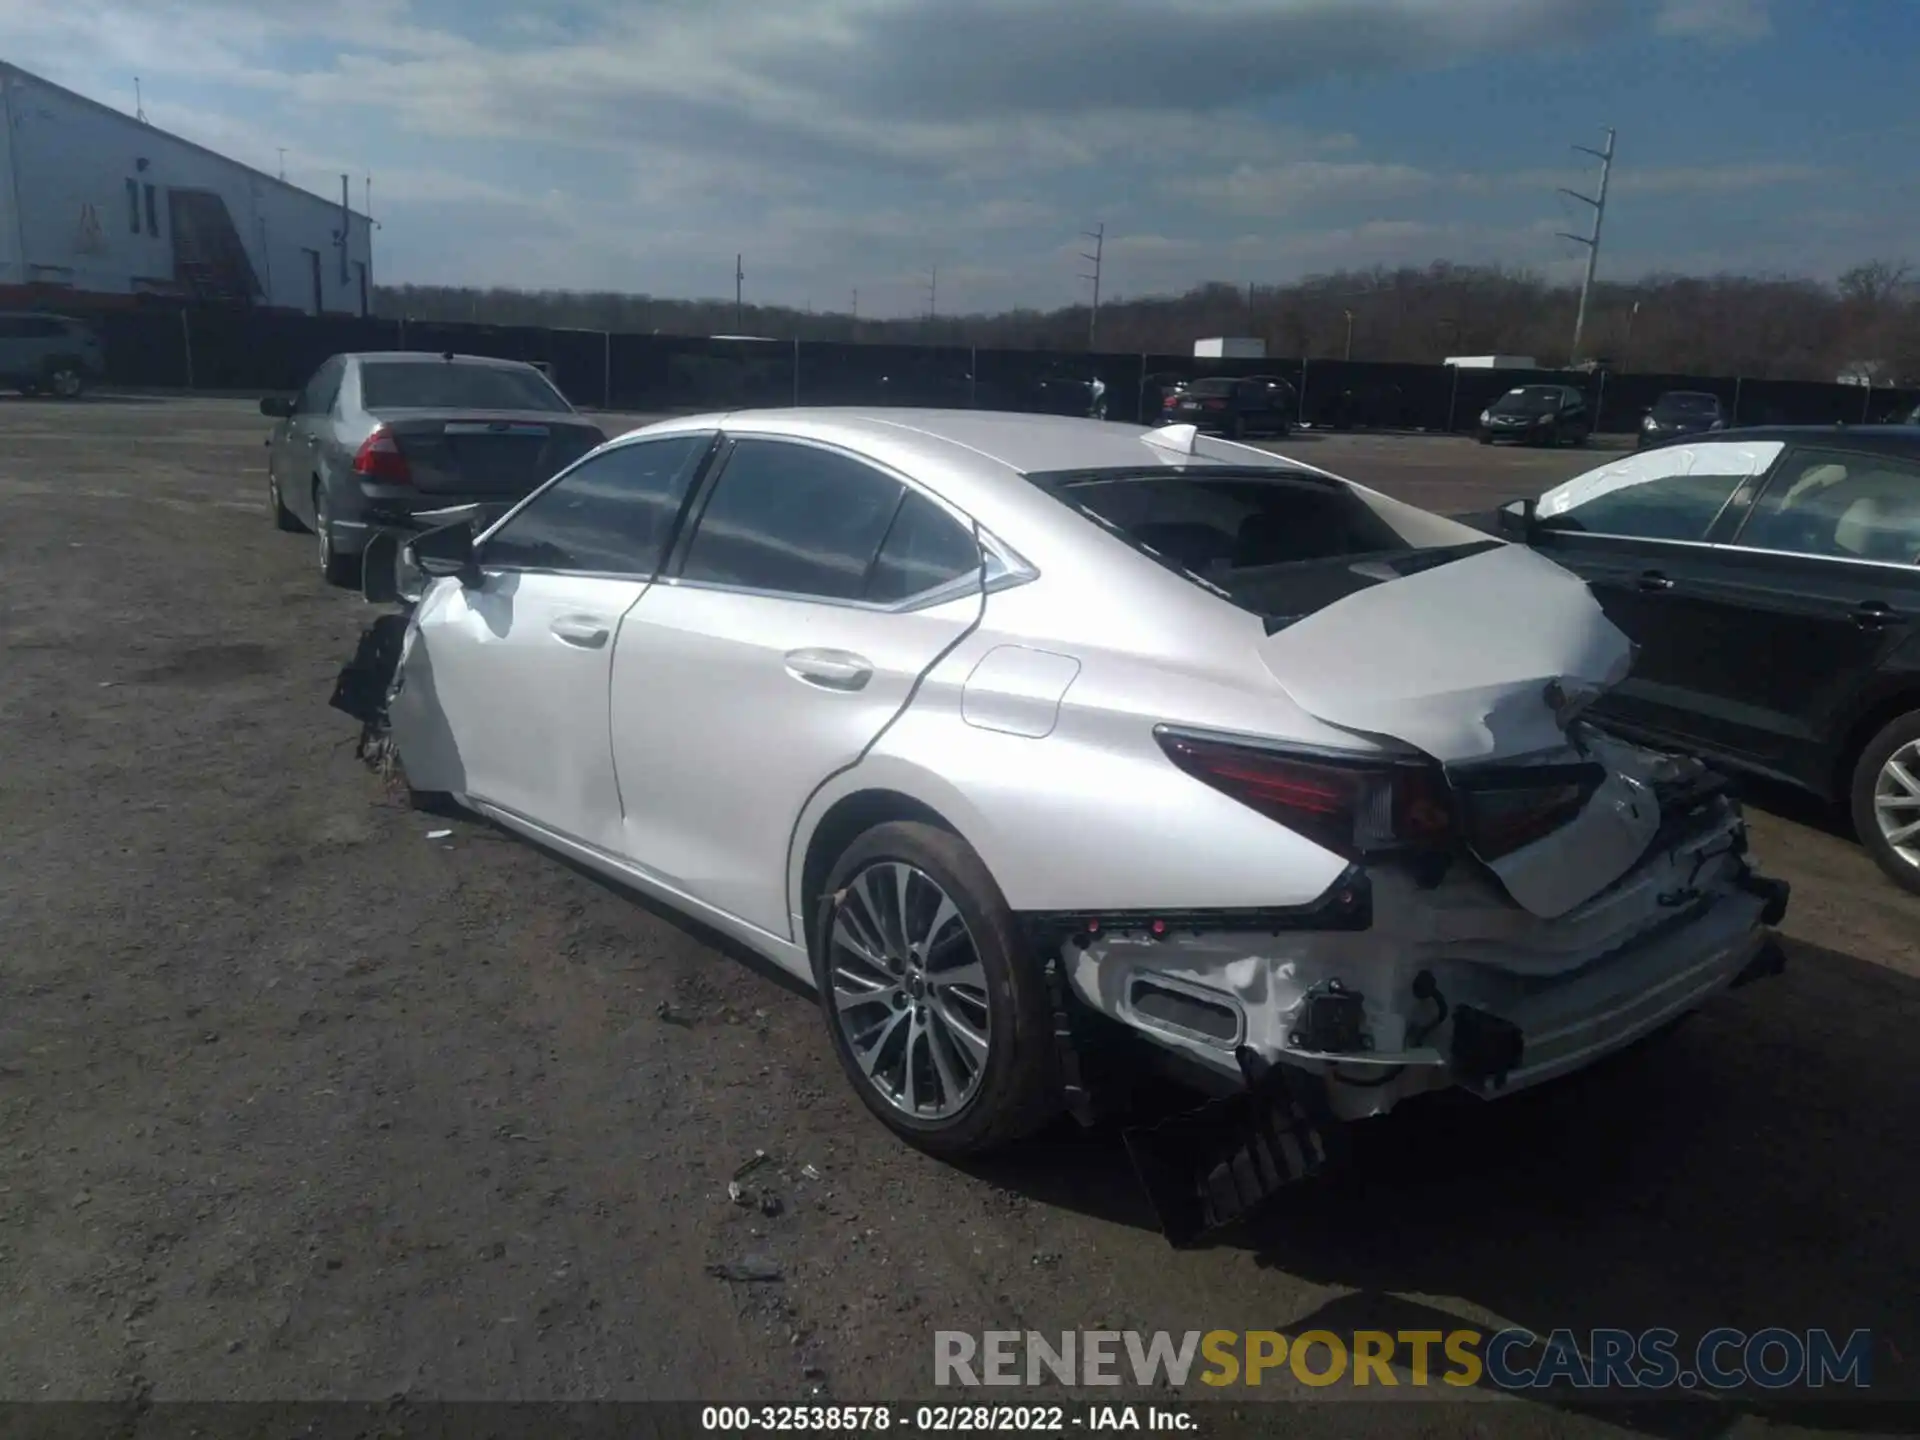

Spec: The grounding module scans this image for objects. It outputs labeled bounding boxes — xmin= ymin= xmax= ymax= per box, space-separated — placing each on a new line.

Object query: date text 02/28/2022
xmin=700 ymin=1405 xmax=1194 ymax=1432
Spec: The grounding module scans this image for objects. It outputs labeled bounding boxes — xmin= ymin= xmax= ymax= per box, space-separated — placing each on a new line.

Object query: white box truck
xmin=1194 ymin=338 xmax=1266 ymax=359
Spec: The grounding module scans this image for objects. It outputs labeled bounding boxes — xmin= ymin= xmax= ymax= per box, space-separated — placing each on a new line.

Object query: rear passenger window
xmin=867 ymin=491 xmax=981 ymax=603
xmin=484 ymin=434 xmax=710 ymax=575
xmin=679 ymin=440 xmax=903 ymax=600
xmin=1735 ymin=450 xmax=1920 ymax=564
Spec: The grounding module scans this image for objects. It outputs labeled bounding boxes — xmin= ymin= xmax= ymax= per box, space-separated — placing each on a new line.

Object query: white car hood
xmin=1259 ymin=542 xmax=1633 ymax=764
xmin=1259 ymin=542 xmax=1657 ymax=918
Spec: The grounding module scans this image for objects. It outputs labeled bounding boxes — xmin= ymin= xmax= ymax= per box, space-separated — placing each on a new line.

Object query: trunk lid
xmin=369 ymin=410 xmax=606 ymax=497
xmin=1257 ymin=542 xmax=1660 ymax=918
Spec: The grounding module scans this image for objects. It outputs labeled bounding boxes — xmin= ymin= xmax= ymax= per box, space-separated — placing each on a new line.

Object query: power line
xmin=1079 ymin=222 xmax=1104 ymax=350
xmin=1557 ymin=126 xmax=1615 ymax=366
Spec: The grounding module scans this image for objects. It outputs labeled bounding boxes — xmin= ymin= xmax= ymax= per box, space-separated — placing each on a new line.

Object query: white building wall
xmin=0 ymin=64 xmax=372 ymax=314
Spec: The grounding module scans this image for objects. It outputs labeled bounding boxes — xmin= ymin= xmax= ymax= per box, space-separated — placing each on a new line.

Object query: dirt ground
xmin=2 ymin=398 xmax=1916 ymax=1432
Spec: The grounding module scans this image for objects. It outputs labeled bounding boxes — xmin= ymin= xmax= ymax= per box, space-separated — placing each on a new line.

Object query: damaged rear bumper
xmin=1031 ymin=792 xmax=1789 ymax=1126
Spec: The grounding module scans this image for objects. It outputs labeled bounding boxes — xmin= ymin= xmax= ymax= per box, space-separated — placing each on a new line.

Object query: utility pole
xmin=851 ymin=288 xmax=858 ymax=320
xmin=1557 ymin=126 xmax=1615 ymax=366
xmin=135 ymin=78 xmax=147 ymax=125
xmin=1343 ymin=309 xmax=1355 ymax=362
xmin=1079 ymin=222 xmax=1104 ymax=349
xmin=926 ymin=268 xmax=938 ymax=321
xmin=277 ymin=148 xmax=288 ymax=181
xmin=735 ymin=254 xmax=745 ymax=331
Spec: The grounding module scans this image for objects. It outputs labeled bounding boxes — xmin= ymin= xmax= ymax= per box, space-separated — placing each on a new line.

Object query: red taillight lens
xmin=1203 ymin=398 xmax=1227 ymax=410
xmin=353 ymin=426 xmax=412 ymax=484
xmin=1157 ymin=732 xmax=1454 ymax=859
xmin=1162 ymin=393 xmax=1181 ymax=409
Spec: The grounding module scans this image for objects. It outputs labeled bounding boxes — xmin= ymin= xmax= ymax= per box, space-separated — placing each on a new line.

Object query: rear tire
xmin=811 ymin=821 xmax=1060 ymax=1158
xmin=269 ymin=470 xmax=303 ymax=532
xmin=314 ymin=482 xmax=360 ymax=588
xmin=1850 ymin=711 xmax=1920 ymax=895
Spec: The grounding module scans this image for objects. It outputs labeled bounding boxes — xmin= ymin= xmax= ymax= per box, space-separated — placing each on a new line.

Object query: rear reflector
xmin=352 ymin=426 xmax=412 ymax=484
xmin=1157 ymin=731 xmax=1454 ymax=860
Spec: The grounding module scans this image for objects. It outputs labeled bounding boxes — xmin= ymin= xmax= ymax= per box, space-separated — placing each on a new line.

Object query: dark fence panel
xmin=1294 ymin=359 xmax=1462 ymax=431
xmin=606 ymin=336 xmax=797 ymax=413
xmin=85 ymin=305 xmax=1920 ymax=435
xmin=798 ymin=342 xmax=974 ymax=407
xmin=971 ymin=347 xmax=1133 ymax=421
xmin=1735 ymin=379 xmax=1872 ymax=428
xmin=98 ymin=309 xmax=193 ymax=386
xmin=186 ymin=309 xmax=399 ymax=391
xmin=545 ymin=328 xmax=610 ymax=408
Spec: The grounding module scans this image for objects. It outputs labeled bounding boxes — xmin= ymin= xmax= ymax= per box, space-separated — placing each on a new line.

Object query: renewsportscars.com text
xmin=934 ymin=1328 xmax=1874 ymax=1392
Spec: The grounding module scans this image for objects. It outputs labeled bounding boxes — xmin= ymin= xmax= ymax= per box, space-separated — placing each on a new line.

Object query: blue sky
xmin=0 ymin=0 xmax=1913 ymax=316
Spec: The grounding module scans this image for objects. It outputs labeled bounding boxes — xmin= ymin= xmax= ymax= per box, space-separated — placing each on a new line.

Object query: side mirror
xmin=259 ymin=396 xmax=295 ymax=419
xmin=410 ymin=517 xmax=482 ymax=587
xmin=1496 ymin=497 xmax=1539 ymax=542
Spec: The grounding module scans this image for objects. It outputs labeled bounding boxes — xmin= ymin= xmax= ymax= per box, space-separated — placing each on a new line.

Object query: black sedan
xmin=1475 ymin=384 xmax=1592 ymax=446
xmin=1476 ymin=425 xmax=1920 ymax=891
xmin=1637 ymin=390 xmax=1728 ymax=449
xmin=262 ymin=352 xmax=607 ymax=586
xmin=1157 ymin=375 xmax=1296 ymax=438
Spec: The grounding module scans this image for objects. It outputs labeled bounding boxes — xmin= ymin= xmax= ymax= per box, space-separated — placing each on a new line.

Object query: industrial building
xmin=0 ymin=61 xmax=373 ymax=314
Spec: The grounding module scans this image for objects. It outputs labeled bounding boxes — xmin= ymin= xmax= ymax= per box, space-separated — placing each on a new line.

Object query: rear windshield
xmin=1491 ymin=387 xmax=1564 ymax=415
xmin=1186 ymin=379 xmax=1238 ymax=396
xmin=1032 ymin=467 xmax=1499 ymax=629
xmin=360 ymin=362 xmax=571 ymax=413
xmin=1655 ymin=392 xmax=1719 ymax=412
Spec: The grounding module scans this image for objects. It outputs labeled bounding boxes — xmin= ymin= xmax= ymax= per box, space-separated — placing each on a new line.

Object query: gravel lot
xmin=2 ymin=398 xmax=1915 ymax=1428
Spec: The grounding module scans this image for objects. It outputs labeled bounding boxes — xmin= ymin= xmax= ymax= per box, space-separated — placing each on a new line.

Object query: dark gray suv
xmin=0 ymin=312 xmax=104 ymax=398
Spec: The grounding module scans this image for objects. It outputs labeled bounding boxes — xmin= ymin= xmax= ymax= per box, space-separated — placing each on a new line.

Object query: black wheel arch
xmin=797 ymin=788 xmax=970 ymax=957
xmin=1833 ymin=685 xmax=1920 ymax=798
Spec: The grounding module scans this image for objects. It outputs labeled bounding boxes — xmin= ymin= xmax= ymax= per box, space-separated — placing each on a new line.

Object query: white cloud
xmin=1654 ymin=0 xmax=1773 ymax=42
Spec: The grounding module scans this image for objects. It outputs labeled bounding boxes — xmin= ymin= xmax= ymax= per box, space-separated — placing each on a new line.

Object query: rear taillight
xmin=1157 ymin=732 xmax=1454 ymax=860
xmin=1203 ymin=398 xmax=1227 ymax=410
xmin=353 ymin=426 xmax=412 ymax=484
xmin=1453 ymin=765 xmax=1603 ymax=860
xmin=1162 ymin=393 xmax=1180 ymax=409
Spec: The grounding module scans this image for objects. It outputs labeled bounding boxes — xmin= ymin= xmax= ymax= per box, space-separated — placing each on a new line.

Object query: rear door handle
xmin=1636 ymin=570 xmax=1674 ymax=593
xmin=550 ymin=615 xmax=611 ymax=649
xmin=1855 ymin=600 xmax=1895 ymax=632
xmin=784 ymin=648 xmax=873 ymax=691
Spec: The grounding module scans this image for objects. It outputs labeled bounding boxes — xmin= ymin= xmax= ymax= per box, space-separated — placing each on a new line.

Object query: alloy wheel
xmin=50 ymin=368 xmax=81 ymax=398
xmin=1873 ymin=739 xmax=1920 ymax=870
xmin=826 ymin=861 xmax=992 ymax=1121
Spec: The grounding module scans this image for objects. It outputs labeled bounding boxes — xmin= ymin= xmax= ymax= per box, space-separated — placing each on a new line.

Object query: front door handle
xmin=1855 ymin=600 xmax=1895 ymax=632
xmin=1637 ymin=570 xmax=1674 ymax=593
xmin=785 ymin=648 xmax=873 ymax=692
xmin=550 ymin=615 xmax=611 ymax=649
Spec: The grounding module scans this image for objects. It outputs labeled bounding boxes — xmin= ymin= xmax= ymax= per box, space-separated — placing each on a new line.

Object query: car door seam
xmin=779 ymin=533 xmax=992 ymax=948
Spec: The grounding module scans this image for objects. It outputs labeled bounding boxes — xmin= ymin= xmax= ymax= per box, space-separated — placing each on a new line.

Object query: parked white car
xmin=336 ymin=410 xmax=1788 ymax=1225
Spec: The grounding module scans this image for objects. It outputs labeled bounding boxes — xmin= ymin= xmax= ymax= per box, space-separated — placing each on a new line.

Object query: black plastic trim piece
xmin=1018 ymin=865 xmax=1372 ymax=948
xmin=1734 ymin=871 xmax=1791 ymax=927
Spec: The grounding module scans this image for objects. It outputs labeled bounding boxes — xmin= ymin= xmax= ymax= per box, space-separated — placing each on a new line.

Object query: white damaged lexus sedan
xmin=334 ymin=409 xmax=1789 ymax=1236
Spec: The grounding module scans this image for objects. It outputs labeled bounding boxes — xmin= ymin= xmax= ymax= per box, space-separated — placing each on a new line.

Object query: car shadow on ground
xmin=0 ymin=393 xmax=167 ymax=407
xmin=963 ymin=936 xmax=1919 ymax=1434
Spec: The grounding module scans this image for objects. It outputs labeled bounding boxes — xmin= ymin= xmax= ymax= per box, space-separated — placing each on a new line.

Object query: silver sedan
xmin=341 ymin=409 xmax=1789 ymax=1185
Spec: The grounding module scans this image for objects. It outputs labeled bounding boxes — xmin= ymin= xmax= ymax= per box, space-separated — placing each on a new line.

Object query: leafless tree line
xmin=375 ymin=258 xmax=1920 ymax=382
